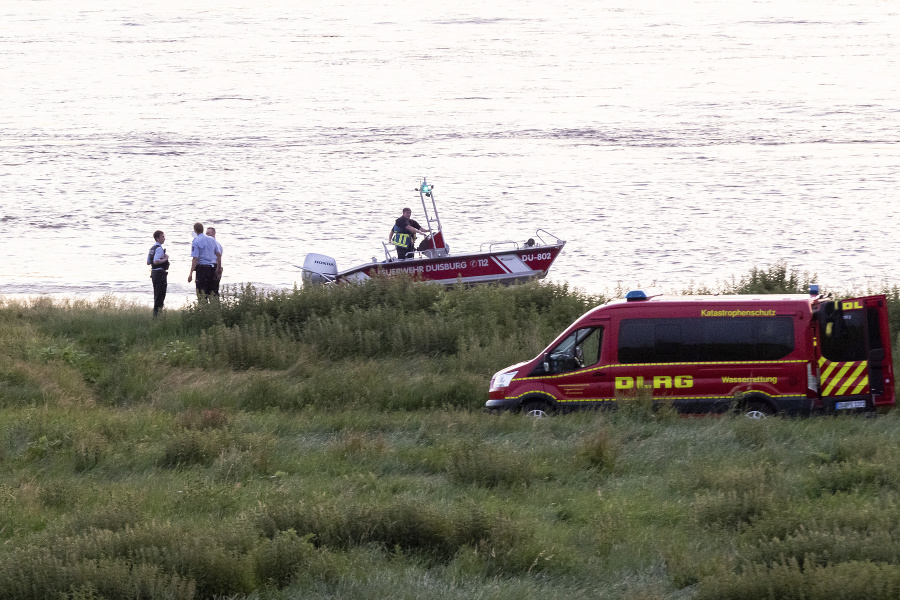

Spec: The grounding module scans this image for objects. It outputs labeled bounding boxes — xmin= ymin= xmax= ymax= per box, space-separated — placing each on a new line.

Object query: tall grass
xmin=2 ymin=403 xmax=900 ymax=598
xmin=2 ymin=267 xmax=900 ymax=598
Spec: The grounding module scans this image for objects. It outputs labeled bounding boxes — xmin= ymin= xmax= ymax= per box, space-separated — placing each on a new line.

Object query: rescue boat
xmin=300 ymin=178 xmax=565 ymax=286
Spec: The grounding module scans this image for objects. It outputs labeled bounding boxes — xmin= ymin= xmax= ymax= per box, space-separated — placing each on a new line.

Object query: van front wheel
xmin=743 ymin=399 xmax=775 ymax=419
xmin=521 ymin=400 xmax=552 ymax=419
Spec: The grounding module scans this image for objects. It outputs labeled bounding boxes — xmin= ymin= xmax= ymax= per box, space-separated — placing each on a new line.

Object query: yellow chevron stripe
xmin=850 ymin=375 xmax=869 ymax=395
xmin=823 ymin=362 xmax=853 ymax=396
xmin=820 ymin=360 xmax=838 ymax=381
xmin=836 ymin=363 xmax=867 ymax=396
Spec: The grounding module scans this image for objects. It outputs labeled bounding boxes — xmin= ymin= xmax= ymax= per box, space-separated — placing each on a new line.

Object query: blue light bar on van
xmin=625 ymin=289 xmax=663 ymax=302
xmin=809 ymin=284 xmax=820 ymax=297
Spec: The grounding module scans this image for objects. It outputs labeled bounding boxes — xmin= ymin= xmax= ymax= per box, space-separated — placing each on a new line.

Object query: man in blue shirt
xmin=187 ymin=222 xmax=221 ymax=299
xmin=206 ymin=226 xmax=224 ymax=295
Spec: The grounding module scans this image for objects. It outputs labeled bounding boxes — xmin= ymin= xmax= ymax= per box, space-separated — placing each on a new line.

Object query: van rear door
xmin=816 ymin=295 xmax=895 ymax=411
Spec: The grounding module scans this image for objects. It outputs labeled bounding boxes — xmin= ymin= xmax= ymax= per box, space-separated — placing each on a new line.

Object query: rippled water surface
xmin=2 ymin=0 xmax=899 ymax=303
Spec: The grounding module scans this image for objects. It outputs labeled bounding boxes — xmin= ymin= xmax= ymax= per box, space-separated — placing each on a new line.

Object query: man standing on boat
xmin=390 ymin=207 xmax=428 ymax=260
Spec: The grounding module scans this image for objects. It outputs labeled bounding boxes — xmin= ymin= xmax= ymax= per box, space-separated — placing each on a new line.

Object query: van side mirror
xmin=543 ymin=353 xmax=550 ymax=373
xmin=869 ymin=348 xmax=885 ymax=363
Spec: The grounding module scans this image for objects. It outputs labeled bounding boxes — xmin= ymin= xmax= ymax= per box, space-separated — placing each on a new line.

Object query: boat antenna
xmin=417 ymin=177 xmax=442 ymax=240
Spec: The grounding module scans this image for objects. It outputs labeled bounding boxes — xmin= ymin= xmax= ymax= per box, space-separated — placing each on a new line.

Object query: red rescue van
xmin=486 ymin=288 xmax=895 ymax=417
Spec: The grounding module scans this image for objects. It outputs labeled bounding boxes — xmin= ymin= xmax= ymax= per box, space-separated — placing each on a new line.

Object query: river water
xmin=2 ymin=0 xmax=899 ymax=305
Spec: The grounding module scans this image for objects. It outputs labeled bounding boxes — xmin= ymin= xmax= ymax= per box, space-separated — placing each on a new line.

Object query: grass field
xmin=2 ymin=264 xmax=900 ymax=600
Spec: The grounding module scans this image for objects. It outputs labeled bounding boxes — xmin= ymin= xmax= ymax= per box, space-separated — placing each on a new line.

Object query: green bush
xmin=742 ymin=494 xmax=900 ymax=545
xmin=160 ymin=340 xmax=198 ymax=367
xmin=300 ymin=305 xmax=461 ymax=358
xmin=253 ymin=498 xmax=550 ymax=574
xmin=614 ymin=387 xmax=677 ymax=423
xmin=811 ymin=459 xmax=899 ymax=494
xmin=576 ymin=426 xmax=620 ymax=473
xmin=66 ymin=502 xmax=142 ymax=535
xmin=93 ymin=351 xmax=155 ymax=406
xmin=200 ymin=321 xmax=300 ymax=369
xmin=692 ymin=486 xmax=776 ymax=530
xmin=236 ymin=374 xmax=302 ymax=411
xmin=444 ymin=441 xmax=537 ymax=488
xmin=253 ymin=529 xmax=317 ymax=588
xmin=286 ymin=360 xmax=484 ymax=411
xmin=160 ymin=431 xmax=219 ymax=468
xmin=186 ymin=278 xmax=603 ymax=364
xmin=745 ymin=526 xmax=900 ymax=568
xmin=0 ymin=547 xmax=197 ymax=600
xmin=697 ymin=559 xmax=900 ymax=600
xmin=0 ymin=366 xmax=46 ymax=407
xmin=175 ymin=407 xmax=229 ymax=431
xmin=716 ymin=260 xmax=815 ymax=295
xmin=0 ymin=522 xmax=257 ymax=599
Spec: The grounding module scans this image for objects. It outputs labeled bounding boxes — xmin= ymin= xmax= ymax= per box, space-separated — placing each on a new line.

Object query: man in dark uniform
xmin=149 ymin=230 xmax=169 ymax=316
xmin=390 ymin=208 xmax=428 ymax=259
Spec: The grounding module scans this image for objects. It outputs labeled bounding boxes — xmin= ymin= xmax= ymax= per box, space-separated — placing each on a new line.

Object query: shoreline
xmin=0 ymin=291 xmax=196 ymax=310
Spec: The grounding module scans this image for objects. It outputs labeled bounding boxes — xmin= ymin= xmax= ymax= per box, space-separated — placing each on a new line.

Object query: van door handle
xmin=593 ymin=372 xmax=606 ymax=377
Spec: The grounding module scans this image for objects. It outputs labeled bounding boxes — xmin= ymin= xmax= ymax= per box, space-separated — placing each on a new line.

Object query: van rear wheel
xmin=521 ymin=400 xmax=552 ymax=419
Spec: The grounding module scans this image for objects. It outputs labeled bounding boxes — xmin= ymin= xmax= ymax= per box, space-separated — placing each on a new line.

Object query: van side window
xmin=618 ymin=317 xmax=794 ymax=364
xmin=542 ymin=327 xmax=603 ymax=374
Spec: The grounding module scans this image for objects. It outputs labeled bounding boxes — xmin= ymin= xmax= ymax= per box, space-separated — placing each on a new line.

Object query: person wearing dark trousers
xmin=148 ymin=230 xmax=169 ymax=316
xmin=187 ymin=222 xmax=221 ymax=300
xmin=206 ymin=226 xmax=223 ymax=295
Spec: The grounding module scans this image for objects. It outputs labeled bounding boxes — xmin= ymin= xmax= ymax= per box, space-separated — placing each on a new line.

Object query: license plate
xmin=835 ymin=400 xmax=867 ymax=410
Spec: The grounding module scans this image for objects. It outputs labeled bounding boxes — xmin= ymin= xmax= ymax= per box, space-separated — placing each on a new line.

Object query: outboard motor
xmin=301 ymin=253 xmax=338 ymax=285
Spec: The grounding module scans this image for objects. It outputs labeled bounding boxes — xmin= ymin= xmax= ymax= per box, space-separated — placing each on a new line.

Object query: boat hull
xmin=336 ymin=243 xmax=565 ymax=286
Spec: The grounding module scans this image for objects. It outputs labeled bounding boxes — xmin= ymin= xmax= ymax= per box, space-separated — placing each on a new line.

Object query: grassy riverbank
xmin=2 ymin=265 xmax=900 ymax=599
